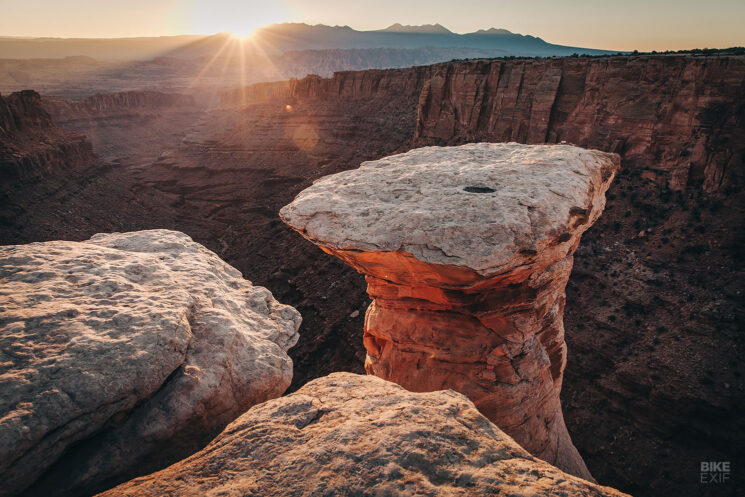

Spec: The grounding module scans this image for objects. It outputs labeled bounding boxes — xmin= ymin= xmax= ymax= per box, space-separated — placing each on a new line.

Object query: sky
xmin=1 ymin=0 xmax=743 ymax=52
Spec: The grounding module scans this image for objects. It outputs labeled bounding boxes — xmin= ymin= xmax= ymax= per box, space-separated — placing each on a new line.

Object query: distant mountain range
xmin=0 ymin=23 xmax=616 ymax=61
xmin=376 ymin=23 xmax=453 ymax=34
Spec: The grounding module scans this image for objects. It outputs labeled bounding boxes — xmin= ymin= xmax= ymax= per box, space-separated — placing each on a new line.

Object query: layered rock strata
xmin=0 ymin=230 xmax=301 ymax=496
xmin=101 ymin=373 xmax=628 ymax=497
xmin=224 ymin=54 xmax=744 ymax=192
xmin=42 ymin=91 xmax=196 ymax=119
xmin=281 ymin=143 xmax=620 ymax=480
xmin=412 ymin=56 xmax=745 ymax=192
xmin=0 ymin=90 xmax=94 ymax=181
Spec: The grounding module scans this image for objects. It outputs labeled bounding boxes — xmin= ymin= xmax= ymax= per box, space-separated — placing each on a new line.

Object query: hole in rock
xmin=463 ymin=186 xmax=496 ymax=193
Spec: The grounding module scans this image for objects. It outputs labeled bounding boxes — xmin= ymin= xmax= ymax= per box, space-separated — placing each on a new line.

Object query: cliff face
xmin=0 ymin=90 xmax=182 ymax=244
xmin=222 ymin=55 xmax=745 ymax=193
xmin=0 ymin=90 xmax=94 ymax=180
xmin=40 ymin=91 xmax=204 ymax=165
xmin=221 ymin=66 xmax=434 ymax=105
xmin=42 ymin=91 xmax=196 ymax=120
xmin=413 ymin=56 xmax=745 ymax=192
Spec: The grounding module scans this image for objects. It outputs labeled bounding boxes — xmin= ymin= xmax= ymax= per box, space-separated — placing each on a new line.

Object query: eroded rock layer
xmin=413 ymin=56 xmax=745 ymax=192
xmin=281 ymin=143 xmax=620 ymax=480
xmin=224 ymin=54 xmax=744 ymax=193
xmin=0 ymin=90 xmax=94 ymax=181
xmin=0 ymin=230 xmax=301 ymax=496
xmin=100 ymin=373 xmax=628 ymax=497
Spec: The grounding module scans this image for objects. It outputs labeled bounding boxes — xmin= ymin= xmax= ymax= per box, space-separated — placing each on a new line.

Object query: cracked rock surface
xmin=0 ymin=229 xmax=301 ymax=497
xmin=100 ymin=373 xmax=628 ymax=497
xmin=281 ymin=143 xmax=620 ymax=481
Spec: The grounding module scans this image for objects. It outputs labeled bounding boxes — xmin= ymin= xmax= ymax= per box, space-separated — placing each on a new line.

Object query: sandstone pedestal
xmin=281 ymin=143 xmax=620 ymax=480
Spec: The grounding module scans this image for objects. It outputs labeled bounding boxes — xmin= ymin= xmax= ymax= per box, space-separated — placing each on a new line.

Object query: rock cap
xmin=281 ymin=143 xmax=619 ymax=277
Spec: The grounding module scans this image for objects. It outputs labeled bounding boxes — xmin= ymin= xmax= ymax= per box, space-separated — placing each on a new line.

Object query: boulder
xmin=0 ymin=229 xmax=301 ymax=496
xmin=281 ymin=143 xmax=620 ymax=480
xmin=100 ymin=373 xmax=628 ymax=497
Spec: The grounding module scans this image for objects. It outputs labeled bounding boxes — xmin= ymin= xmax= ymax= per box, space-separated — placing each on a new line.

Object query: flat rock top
xmin=281 ymin=143 xmax=619 ymax=275
xmin=0 ymin=230 xmax=300 ymax=495
xmin=102 ymin=373 xmax=627 ymax=497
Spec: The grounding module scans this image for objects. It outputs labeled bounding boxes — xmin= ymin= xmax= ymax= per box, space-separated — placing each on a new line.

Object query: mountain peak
xmin=471 ymin=27 xmax=514 ymax=35
xmin=378 ymin=23 xmax=453 ymax=34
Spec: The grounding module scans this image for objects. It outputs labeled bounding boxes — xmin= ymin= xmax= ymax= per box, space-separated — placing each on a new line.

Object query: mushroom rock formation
xmin=0 ymin=230 xmax=301 ymax=497
xmin=280 ymin=143 xmax=620 ymax=480
xmin=101 ymin=373 xmax=628 ymax=497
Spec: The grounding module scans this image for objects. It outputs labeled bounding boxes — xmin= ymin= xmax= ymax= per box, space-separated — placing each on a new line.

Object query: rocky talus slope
xmin=100 ymin=373 xmax=628 ymax=497
xmin=282 ymin=143 xmax=620 ymax=480
xmin=0 ymin=230 xmax=301 ymax=496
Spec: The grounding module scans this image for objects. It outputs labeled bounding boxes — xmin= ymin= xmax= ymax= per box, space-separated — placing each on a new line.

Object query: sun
xmin=190 ymin=1 xmax=288 ymax=38
xmin=227 ymin=24 xmax=261 ymax=39
xmin=228 ymin=29 xmax=256 ymax=39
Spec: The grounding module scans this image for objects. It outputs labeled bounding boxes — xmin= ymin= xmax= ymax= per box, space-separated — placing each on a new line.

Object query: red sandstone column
xmin=281 ymin=143 xmax=620 ymax=480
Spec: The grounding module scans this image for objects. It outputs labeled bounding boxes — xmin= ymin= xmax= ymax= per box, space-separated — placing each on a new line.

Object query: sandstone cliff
xmin=413 ymin=56 xmax=745 ymax=192
xmin=42 ymin=91 xmax=197 ymax=120
xmin=221 ymin=65 xmax=434 ymax=106
xmin=40 ymin=91 xmax=204 ymax=165
xmin=0 ymin=90 xmax=94 ymax=180
xmin=224 ymin=54 xmax=745 ymax=193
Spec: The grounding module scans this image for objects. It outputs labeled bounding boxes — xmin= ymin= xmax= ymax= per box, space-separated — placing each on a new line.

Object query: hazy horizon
xmin=1 ymin=0 xmax=744 ymax=52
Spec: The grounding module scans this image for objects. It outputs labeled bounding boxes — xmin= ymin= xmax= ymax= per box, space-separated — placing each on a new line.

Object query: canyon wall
xmin=40 ymin=91 xmax=204 ymax=165
xmin=0 ymin=90 xmax=94 ymax=181
xmin=413 ymin=56 xmax=745 ymax=192
xmin=221 ymin=66 xmax=434 ymax=105
xmin=42 ymin=91 xmax=197 ymax=120
xmin=224 ymin=55 xmax=745 ymax=193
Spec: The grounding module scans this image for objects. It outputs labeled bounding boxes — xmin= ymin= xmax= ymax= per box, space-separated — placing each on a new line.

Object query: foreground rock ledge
xmin=280 ymin=143 xmax=620 ymax=480
xmin=0 ymin=230 xmax=301 ymax=497
xmin=101 ymin=373 xmax=628 ymax=496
